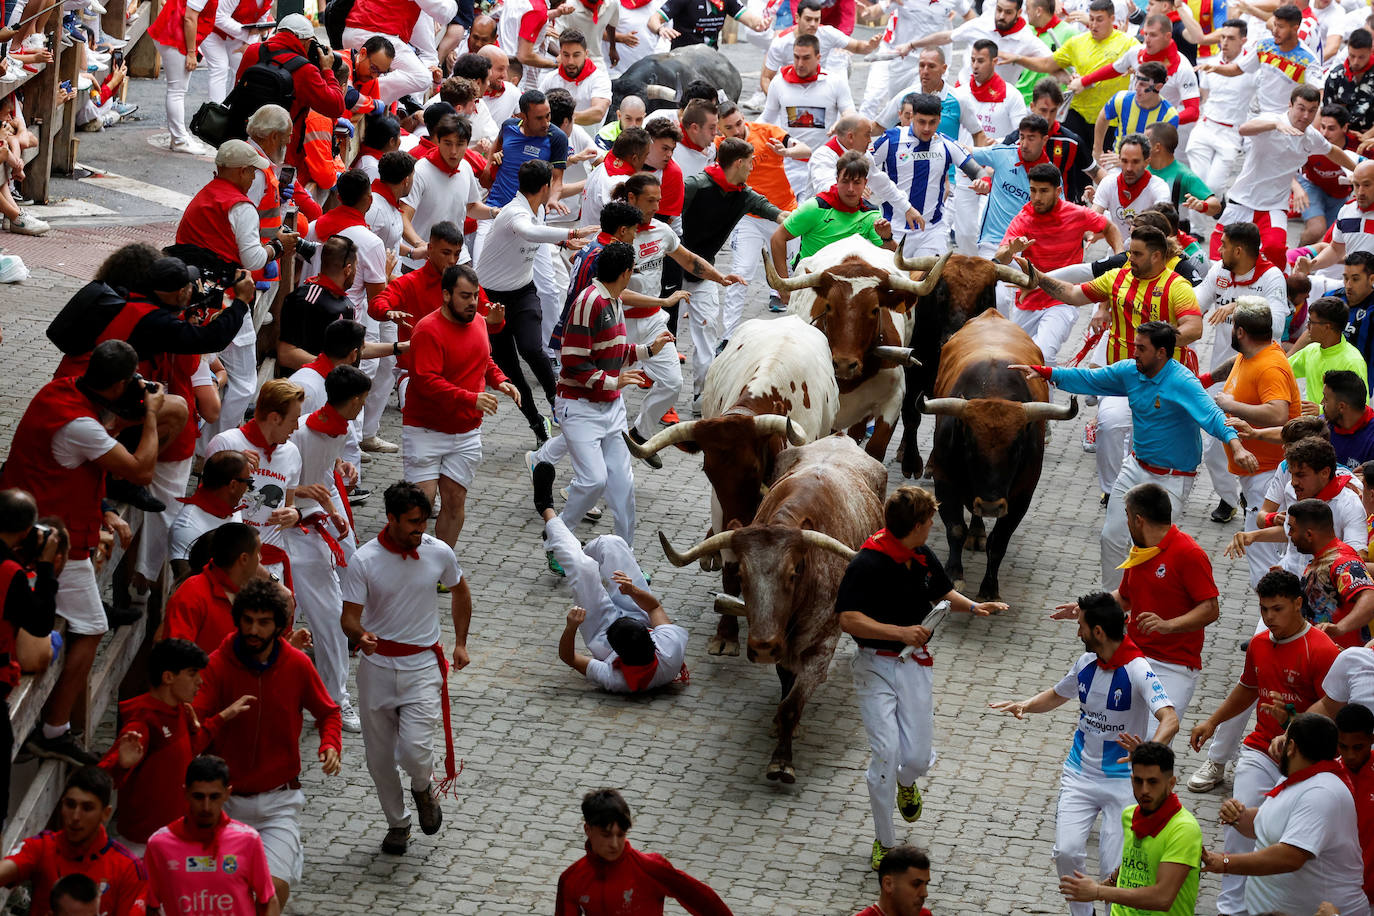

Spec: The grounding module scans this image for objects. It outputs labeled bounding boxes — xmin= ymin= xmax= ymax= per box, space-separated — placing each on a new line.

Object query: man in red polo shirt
xmin=161 ymin=522 xmax=262 ymax=653
xmin=369 ymin=220 xmax=464 ymax=383
xmin=1335 ymin=702 xmax=1374 ymax=902
xmin=0 ymin=767 xmax=147 ymax=916
xmin=1288 ymin=497 xmax=1374 ymax=648
xmin=996 ymin=163 xmax=1120 ymax=363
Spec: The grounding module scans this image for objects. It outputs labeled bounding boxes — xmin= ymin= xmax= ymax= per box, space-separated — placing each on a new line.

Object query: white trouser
xmin=1053 ymin=770 xmax=1136 ymax=916
xmin=724 ymin=215 xmax=775 ymax=340
xmin=1202 ymin=432 xmax=1242 ymax=507
xmin=204 ymin=333 xmax=258 ymax=446
xmin=362 ymin=354 xmax=396 ymax=440
xmin=1185 ymin=119 xmax=1244 ymax=194
xmin=952 ymin=181 xmax=983 ymax=256
xmin=1012 ymin=304 xmax=1079 ymax=365
xmin=1145 ymin=658 xmax=1199 ymax=722
xmin=1206 ymin=618 xmax=1265 ymax=768
xmin=134 ymin=456 xmax=193 ymax=581
xmin=897 ymin=217 xmax=953 ymax=258
xmin=159 ymin=44 xmax=195 ymax=145
xmin=543 ymin=516 xmax=648 ymax=659
xmin=852 ymin=648 xmax=935 ymax=849
xmin=199 ymin=33 xmax=245 ymax=104
xmin=469 ymin=216 xmax=494 ymax=265
xmin=685 ymin=278 xmax=721 ymax=398
xmin=284 ymin=527 xmax=349 ymax=707
xmin=625 ymin=311 xmax=682 ymax=437
xmin=1095 ymin=396 xmax=1132 ymax=494
xmin=224 ymin=787 xmax=305 ymax=885
xmin=858 ymin=55 xmax=920 ymax=120
xmin=342 ymin=28 xmax=431 ymax=103
xmin=357 ymin=657 xmax=441 ymax=829
xmin=535 ymin=395 xmax=636 ymax=544
xmin=533 ymin=243 xmax=569 ymax=359
xmin=1100 ymin=453 xmax=1195 ymax=590
xmin=1218 ymin=745 xmax=1282 ymax=915
xmin=1241 ymin=469 xmax=1281 ymax=588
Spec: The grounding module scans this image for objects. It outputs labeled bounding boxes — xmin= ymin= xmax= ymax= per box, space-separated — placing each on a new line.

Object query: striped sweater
xmin=558 ymin=279 xmax=643 ymax=402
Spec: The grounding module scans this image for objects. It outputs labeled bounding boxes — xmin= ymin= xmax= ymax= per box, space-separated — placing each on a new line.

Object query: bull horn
xmin=919 ymin=396 xmax=969 ymax=418
xmin=872 ymin=345 xmax=921 ymax=367
xmin=622 ymin=420 xmax=700 ymax=459
xmin=798 ymin=529 xmax=858 ymax=561
xmin=888 ymin=250 xmax=951 ymax=297
xmin=762 ymin=247 xmax=825 ymax=294
xmin=643 ymin=84 xmax=678 ymax=101
xmin=994 ymin=263 xmax=1034 ymax=289
xmin=753 ymin=414 xmax=808 ymax=446
xmin=659 ymin=529 xmax=737 ymax=568
xmin=714 ymin=593 xmax=748 ymax=616
xmin=1023 ymin=395 xmax=1080 ymax=422
xmin=894 ymin=251 xmax=939 ymax=271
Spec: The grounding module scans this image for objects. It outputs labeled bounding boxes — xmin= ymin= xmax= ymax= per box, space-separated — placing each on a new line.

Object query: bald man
xmin=808 ymin=113 xmax=918 ymax=228
xmin=477 ymin=43 xmax=520 ymax=124
xmin=1295 ymin=159 xmax=1374 ymax=280
xmin=467 ymin=13 xmax=496 ymax=51
xmin=595 ymin=95 xmax=646 ymax=151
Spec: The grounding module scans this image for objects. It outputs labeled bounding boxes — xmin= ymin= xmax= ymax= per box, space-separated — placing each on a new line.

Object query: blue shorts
xmin=1299 ymin=175 xmax=1347 ymax=225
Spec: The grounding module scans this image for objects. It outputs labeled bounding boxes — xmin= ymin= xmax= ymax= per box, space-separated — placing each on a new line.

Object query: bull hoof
xmin=977 ymin=583 xmax=1001 ymax=602
xmin=707 ymin=636 xmax=740 ymax=656
xmin=900 ymin=445 xmax=923 ymax=479
xmin=975 ymin=533 xmax=987 ymax=552
xmin=765 ymin=759 xmax=797 ymax=783
xmin=953 ymin=578 xmax=967 ymax=593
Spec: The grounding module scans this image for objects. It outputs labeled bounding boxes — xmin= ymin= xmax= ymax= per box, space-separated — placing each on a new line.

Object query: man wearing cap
xmin=233 ymin=15 xmax=348 ymax=153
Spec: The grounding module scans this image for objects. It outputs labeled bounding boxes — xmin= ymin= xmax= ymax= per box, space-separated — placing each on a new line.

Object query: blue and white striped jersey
xmin=870 ymin=127 xmax=970 ymax=225
xmin=1053 ymin=651 xmax=1173 ymax=779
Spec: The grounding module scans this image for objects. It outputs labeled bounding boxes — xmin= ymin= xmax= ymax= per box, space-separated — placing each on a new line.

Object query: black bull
xmin=609 ymin=45 xmax=743 ymax=116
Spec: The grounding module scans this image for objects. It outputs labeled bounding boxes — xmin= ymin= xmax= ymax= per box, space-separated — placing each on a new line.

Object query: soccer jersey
xmin=145 ymin=816 xmax=274 ymax=916
xmin=969 ymin=144 xmax=1047 ymax=245
xmin=1113 ymin=804 xmax=1202 ymax=916
xmin=1094 ymin=169 xmax=1172 ymax=238
xmin=1053 ymin=30 xmax=1140 ymax=120
xmin=1332 ymin=200 xmax=1374 ymax=258
xmin=1119 ymin=526 xmax=1219 ymax=670
xmin=1053 ymin=651 xmax=1173 ymax=779
xmin=5 ymin=827 xmax=147 ymax=916
xmin=1002 ymin=199 xmax=1107 ymax=310
xmin=205 ymin=426 xmax=302 ymax=552
xmin=871 ymin=128 xmax=969 ymax=226
xmin=1101 ymin=91 xmax=1179 ymax=146
xmin=1238 ymin=37 xmax=1323 ymax=114
xmin=1107 ymin=46 xmax=1201 ymax=110
xmin=1082 ymin=265 xmax=1201 ymax=364
xmin=1149 ymin=158 xmax=1212 ymax=204
xmin=1239 ymin=623 xmax=1340 ymax=752
xmin=627 ymin=221 xmax=681 ymax=304
xmin=488 ymin=120 xmax=570 ymax=207
xmin=1302 ymin=538 xmax=1374 ymax=647
xmin=783 ymin=197 xmax=885 ymax=259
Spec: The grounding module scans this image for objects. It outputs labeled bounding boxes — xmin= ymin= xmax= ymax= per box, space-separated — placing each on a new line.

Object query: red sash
xmin=374 ymin=639 xmax=462 ymax=794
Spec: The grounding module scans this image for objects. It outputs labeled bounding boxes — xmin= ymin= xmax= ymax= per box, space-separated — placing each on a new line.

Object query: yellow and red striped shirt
xmin=1081 ymin=261 xmax=1200 ymax=364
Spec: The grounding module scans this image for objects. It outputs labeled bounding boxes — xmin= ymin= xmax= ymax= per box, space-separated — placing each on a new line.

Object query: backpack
xmin=322 ymin=0 xmax=355 ymax=48
xmin=223 ymin=48 xmax=309 ymax=141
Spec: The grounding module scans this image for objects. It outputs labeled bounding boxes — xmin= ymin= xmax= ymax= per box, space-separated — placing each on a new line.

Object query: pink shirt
xmin=1002 ymin=199 xmax=1108 ymax=311
xmin=144 ymin=816 xmax=275 ymax=915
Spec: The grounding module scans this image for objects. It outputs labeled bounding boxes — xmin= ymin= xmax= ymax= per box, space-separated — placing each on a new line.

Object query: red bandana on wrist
xmin=968 ymin=72 xmax=1008 ymax=103
xmin=1130 ymin=793 xmax=1182 ymax=838
xmin=1141 ymin=41 xmax=1181 ymax=75
xmin=371 ymin=178 xmax=401 ymax=210
xmin=817 ymin=184 xmax=875 ymax=214
xmin=612 ymin=657 xmax=660 ymax=691
xmin=1265 ymin=759 xmax=1353 ymax=798
xmin=703 ymin=163 xmax=744 ymax=192
xmin=424 ymin=144 xmax=463 ymax=176
xmin=995 ymin=15 xmax=1026 ymax=34
xmin=861 ymin=528 xmax=920 ymax=564
xmin=780 ymin=64 xmax=820 ymax=84
xmin=1116 ymin=171 xmax=1153 ymax=208
xmin=1335 ymin=405 xmax=1374 ymax=435
xmin=378 ymin=526 xmax=420 ymax=559
xmin=177 ymin=488 xmax=243 ymax=518
xmin=313 ymin=204 xmax=368 ymax=240
xmin=561 ymin=58 xmax=597 ymax=84
xmin=1095 ymin=635 xmax=1145 ymax=670
xmin=240 ymin=419 xmax=278 ymax=461
xmin=305 ymin=404 xmax=350 ymax=437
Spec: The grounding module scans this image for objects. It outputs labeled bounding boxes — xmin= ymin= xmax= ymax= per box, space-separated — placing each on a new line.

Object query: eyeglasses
xmin=235 ymin=477 xmax=257 ymax=491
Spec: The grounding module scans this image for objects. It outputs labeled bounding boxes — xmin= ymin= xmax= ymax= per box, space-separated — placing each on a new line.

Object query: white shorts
xmin=402 ymin=426 xmax=483 ymax=488
xmin=56 ymin=556 xmax=107 ymax=637
xmin=224 ymin=787 xmax=305 ymax=885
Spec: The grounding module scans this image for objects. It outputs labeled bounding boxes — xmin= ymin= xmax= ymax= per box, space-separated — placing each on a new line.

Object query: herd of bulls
xmin=627 ymin=239 xmax=1082 ymax=782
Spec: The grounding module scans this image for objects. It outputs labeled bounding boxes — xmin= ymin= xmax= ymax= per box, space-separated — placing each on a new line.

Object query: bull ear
xmin=726 ymin=519 xmax=744 ymax=530
xmin=799 ymin=518 xmax=815 ymax=531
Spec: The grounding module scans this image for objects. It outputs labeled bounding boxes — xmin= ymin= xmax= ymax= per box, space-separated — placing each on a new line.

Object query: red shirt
xmin=403 ymin=308 xmax=508 ymax=434
xmin=99 ymin=693 xmax=222 ymax=844
xmin=1302 ymin=130 xmax=1359 ymax=199
xmin=1120 ymin=526 xmax=1219 ymax=669
xmin=1002 ymin=199 xmax=1108 ymax=311
xmin=555 ymin=842 xmax=732 ymax=916
xmin=1346 ymin=759 xmax=1374 ymax=902
xmin=5 ymin=827 xmax=148 ymax=916
xmin=161 ymin=563 xmax=238 ymax=654
xmin=1239 ymin=624 xmax=1340 ymax=752
xmin=192 ymin=634 xmax=342 ymax=796
xmin=370 ymin=261 xmax=444 ymax=371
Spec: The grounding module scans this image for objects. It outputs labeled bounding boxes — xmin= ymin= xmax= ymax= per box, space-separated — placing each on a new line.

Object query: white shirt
xmin=475 ymin=193 xmax=569 ymax=291
xmin=341 ymin=533 xmax=462 ymax=669
xmin=1052 ymin=652 xmax=1173 ymax=779
xmin=366 ymin=190 xmax=405 ymax=255
xmin=205 ymin=428 xmax=302 ymax=551
xmin=289 ymin=421 xmax=348 ymax=517
xmin=1245 ymin=772 xmax=1371 ymax=916
xmin=761 ymin=70 xmax=855 ymax=190
xmin=51 ymin=417 xmax=116 ymax=469
xmin=168 ymin=501 xmax=242 ymax=562
xmin=951 ymin=81 xmax=1028 ymax=142
xmin=1195 ymin=260 xmax=1291 ymax=371
xmin=287 ymin=364 xmax=329 ymax=418
xmin=483 ymin=82 xmax=521 ymax=126
xmin=610 ymin=0 xmax=667 ymax=77
xmin=585 ymin=624 xmax=690 ymax=692
xmin=1200 ymin=60 xmax=1258 ymax=127
xmin=671 ymin=139 xmax=714 ymax=177
xmin=880 ymin=0 xmax=969 ymax=49
xmin=561 ymin=0 xmax=621 ymax=60
xmin=538 ymin=61 xmax=613 ymax=115
xmin=764 ymin=25 xmax=850 ymax=72
xmin=579 ymin=160 xmax=616 ymax=230
xmin=1094 ymin=169 xmax=1172 ymax=238
xmin=1323 ymin=646 xmax=1374 ymax=708
xmin=1265 ymin=475 xmax=1368 ymax=573
xmin=499 ymin=0 xmax=552 ymax=89
xmin=401 ymin=157 xmax=481 ymax=270
xmin=1230 ymin=116 xmax=1332 ymax=212
xmin=876 ymin=81 xmax=959 ymax=130
xmin=628 ymin=221 xmax=681 ymax=299
xmin=226 ymin=201 xmax=269 ymax=271
xmin=306 ymin=223 xmax=387 ymax=317
xmin=807 ymin=140 xmax=910 ymax=214
xmin=548 ymin=124 xmax=596 ymax=225
xmin=1109 ymin=46 xmax=1201 ymax=109
xmin=1332 ymin=199 xmax=1374 ymax=258
xmin=949 ymin=14 xmax=1048 ymax=86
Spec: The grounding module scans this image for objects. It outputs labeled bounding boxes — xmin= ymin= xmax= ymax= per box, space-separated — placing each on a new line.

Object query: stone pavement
xmin=0 ymin=32 xmax=1274 ymax=916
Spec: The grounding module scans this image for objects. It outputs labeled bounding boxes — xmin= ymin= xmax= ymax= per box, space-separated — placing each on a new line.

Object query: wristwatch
xmin=392 ymin=341 xmax=401 ymax=356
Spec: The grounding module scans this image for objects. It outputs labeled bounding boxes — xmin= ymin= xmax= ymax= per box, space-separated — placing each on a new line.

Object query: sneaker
xmin=381 ymin=825 xmax=410 ymax=854
xmin=6 ymin=211 xmax=50 ymax=236
xmin=1081 ymin=419 xmax=1097 ymax=453
xmin=870 ymin=839 xmax=893 ymax=871
xmin=742 ymin=89 xmax=766 ymax=110
xmin=360 ymin=435 xmax=399 ymax=453
xmin=691 ymin=394 xmax=704 ymax=419
xmin=1099 ymin=492 xmax=1109 ymax=508
xmin=533 ymin=460 xmax=556 ymax=513
xmin=1210 ymin=500 xmax=1237 ymax=524
xmin=23 ymin=728 xmax=99 ymax=766
xmin=1187 ymin=759 xmax=1227 ymax=793
xmin=661 ymin=408 xmax=679 ymax=425
xmin=104 ymin=600 xmax=143 ymax=628
xmin=533 ymin=416 xmax=551 ymax=446
xmin=546 ymin=549 xmax=566 ymax=577
xmin=411 ymin=784 xmax=442 ymax=835
xmin=84 ymin=0 xmax=108 ymax=13
xmin=113 ymin=101 xmax=138 ymax=117
xmin=628 ymin=429 xmax=663 ymax=469
xmin=78 ymin=117 xmax=103 ymax=132
xmin=360 ymin=452 xmax=373 ymax=465
xmin=169 ymin=137 xmax=210 ymax=156
xmin=350 ymin=487 xmax=371 ymax=504
xmin=339 ymin=700 xmax=362 ymax=733
xmin=524 ymin=449 xmax=538 ymax=485
xmin=559 ymin=486 xmax=602 ymax=520
xmin=436 ymin=582 xmax=450 ymax=594
xmin=21 ymin=33 xmax=46 ymax=52
xmin=767 ymin=296 xmax=787 ymax=313
xmin=896 ymin=783 xmax=923 ymax=822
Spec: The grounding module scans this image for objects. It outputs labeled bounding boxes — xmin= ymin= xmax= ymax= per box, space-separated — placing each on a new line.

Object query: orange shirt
xmin=1223 ymin=340 xmax=1301 ymax=474
xmin=721 ymin=122 xmax=797 ymax=212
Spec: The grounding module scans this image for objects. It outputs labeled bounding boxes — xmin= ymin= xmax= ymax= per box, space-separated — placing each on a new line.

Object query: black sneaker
xmin=105 ymin=478 xmax=166 ymax=513
xmin=412 ymin=785 xmax=442 ymax=835
xmin=349 ymin=487 xmax=371 ymax=504
xmin=23 ymin=728 xmax=99 ymax=766
xmin=104 ymin=601 xmax=143 ymax=628
xmin=381 ymin=825 xmax=410 ymax=854
xmin=627 ymin=429 xmax=663 ymax=470
xmin=1099 ymin=492 xmax=1109 ymax=508
xmin=533 ymin=462 xmax=556 ymax=514
xmin=1210 ymin=500 xmax=1237 ymax=523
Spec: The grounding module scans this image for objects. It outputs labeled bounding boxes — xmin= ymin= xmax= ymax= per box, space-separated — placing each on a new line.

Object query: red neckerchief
xmin=1141 ymin=41 xmax=1182 ymax=75
xmin=177 ymin=487 xmax=243 ymax=518
xmin=703 ymin=162 xmax=744 ymax=192
xmin=817 ymin=184 xmax=875 ymax=213
xmin=306 ymin=274 xmax=350 ymax=299
xmin=861 ymin=528 xmax=919 ymax=564
xmin=824 ymin=135 xmax=846 ymax=157
xmin=1176 ymin=229 xmax=1196 ymax=251
xmin=356 ymin=146 xmax=383 ymax=162
xmin=240 ymin=419 xmax=278 ymax=461
xmin=680 ymin=128 xmax=708 ymax=152
xmin=780 ymin=65 xmax=820 ymax=84
xmin=1035 ymin=13 xmax=1061 ymax=34
xmin=301 ymin=353 xmax=336 ymax=380
xmin=1096 ymin=635 xmax=1145 ymax=670
xmin=1316 ymin=470 xmax=1355 ymax=502
xmin=305 ymin=403 xmax=350 ymax=437
xmin=1266 ymin=758 xmax=1353 ymax=797
xmin=313 ymin=203 xmax=369 ymax=240
xmin=371 ymin=178 xmax=402 ymax=210
xmin=612 ymin=657 xmax=660 ymax=691
xmin=1116 ymin=170 xmax=1153 ymax=208
xmin=968 ymin=72 xmax=1008 ymax=102
xmin=1130 ymin=793 xmax=1183 ymax=838
xmin=561 ymin=58 xmax=597 ymax=84
xmin=605 ymin=154 xmax=638 ymax=177
xmin=621 ymin=0 xmax=655 ymax=8
xmin=424 ymin=144 xmax=462 ymax=176
xmin=594 ymin=231 xmax=617 ymax=245
xmin=1346 ymin=56 xmax=1373 ymax=79
xmin=378 ymin=526 xmax=420 ymax=560
xmin=578 ymin=0 xmax=603 ymax=22
xmin=483 ymin=81 xmax=505 ymax=99
xmin=1335 ymin=405 xmax=1374 ymax=435
xmin=1018 ymin=146 xmax=1050 ymax=170
xmin=1229 ymin=255 xmax=1278 ymax=285
xmin=410 ymin=137 xmax=437 ymax=159
xmin=996 ymin=15 xmax=1026 ymax=34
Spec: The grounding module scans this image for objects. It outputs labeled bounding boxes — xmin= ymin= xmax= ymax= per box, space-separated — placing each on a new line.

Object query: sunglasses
xmin=235 ymin=477 xmax=257 ymax=491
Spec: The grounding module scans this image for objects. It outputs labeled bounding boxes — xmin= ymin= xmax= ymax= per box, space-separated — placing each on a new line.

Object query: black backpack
xmin=222 ymin=48 xmax=309 ymax=141
xmin=322 ymin=0 xmax=355 ymax=49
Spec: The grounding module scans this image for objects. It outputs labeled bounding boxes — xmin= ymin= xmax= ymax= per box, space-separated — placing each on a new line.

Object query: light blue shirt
xmin=1051 ymin=359 xmax=1236 ymax=472
xmin=969 ymin=145 xmax=1036 ymax=245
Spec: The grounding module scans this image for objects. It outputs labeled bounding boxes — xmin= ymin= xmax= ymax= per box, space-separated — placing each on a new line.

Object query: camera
xmin=14 ymin=523 xmax=55 ymax=568
xmin=161 ymin=243 xmax=242 ymax=324
xmin=295 ymin=237 xmax=319 ymax=261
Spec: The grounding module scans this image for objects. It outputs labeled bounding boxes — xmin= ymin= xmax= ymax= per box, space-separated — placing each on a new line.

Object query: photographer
xmin=0 ymin=490 xmax=60 ymax=826
xmin=0 ymin=341 xmax=173 ymax=768
xmin=234 ymin=14 xmax=347 ymax=157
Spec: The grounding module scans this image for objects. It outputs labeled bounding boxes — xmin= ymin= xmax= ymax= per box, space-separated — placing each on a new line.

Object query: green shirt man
xmin=1110 ymin=803 xmax=1202 ymax=916
xmin=782 ymin=198 xmax=888 ymax=260
xmin=1289 ymin=338 xmax=1370 ymax=401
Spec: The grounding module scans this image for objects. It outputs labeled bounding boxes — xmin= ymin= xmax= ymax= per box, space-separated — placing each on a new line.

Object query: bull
xmin=762 ymin=236 xmax=944 ymax=461
xmin=659 ymin=435 xmax=886 ymax=782
xmin=610 ymin=45 xmax=742 ymax=116
xmin=919 ymin=310 xmax=1078 ymax=600
xmin=624 ymin=315 xmax=839 ymax=656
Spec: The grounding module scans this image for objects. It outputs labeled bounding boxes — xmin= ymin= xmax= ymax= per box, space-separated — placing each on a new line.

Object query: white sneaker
xmin=6 ymin=212 xmax=50 ymax=236
xmin=1187 ymin=759 xmax=1226 ymax=792
xmin=360 ymin=435 xmax=399 ymax=453
xmin=84 ymin=1 xmax=107 ymax=14
xmin=21 ymin=33 xmax=47 ymax=52
xmin=339 ymin=700 xmax=362 ymax=733
xmin=169 ymin=136 xmax=210 ymax=156
xmin=559 ymin=486 xmax=602 ymax=520
xmin=742 ymin=89 xmax=766 ymax=110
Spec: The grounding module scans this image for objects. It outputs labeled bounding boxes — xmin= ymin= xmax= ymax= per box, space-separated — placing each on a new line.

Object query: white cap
xmin=215 ymin=139 xmax=271 ymax=169
xmin=276 ymin=13 xmax=316 ymax=40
